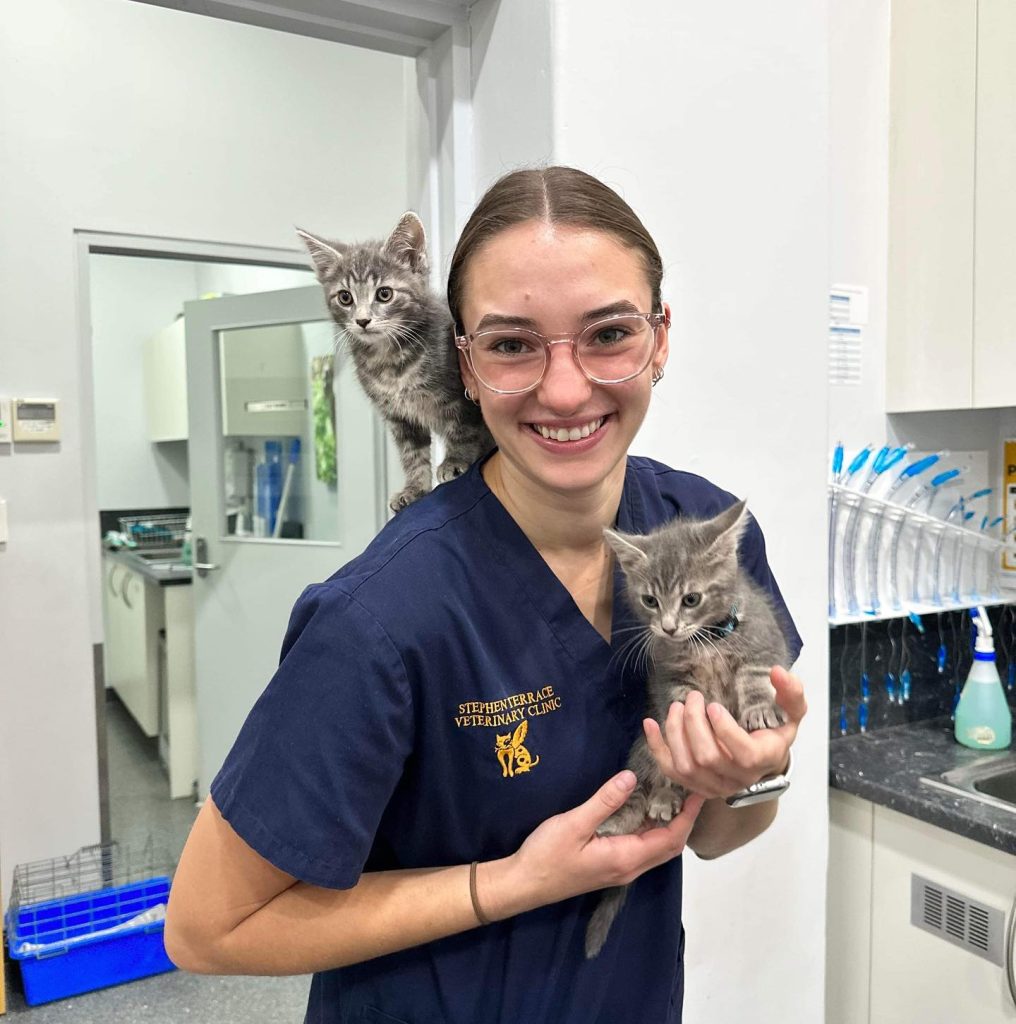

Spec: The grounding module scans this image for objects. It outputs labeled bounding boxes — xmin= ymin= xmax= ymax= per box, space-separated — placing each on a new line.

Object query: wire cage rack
xmin=5 ymin=840 xmax=177 ymax=1005
xmin=117 ymin=513 xmax=188 ymax=550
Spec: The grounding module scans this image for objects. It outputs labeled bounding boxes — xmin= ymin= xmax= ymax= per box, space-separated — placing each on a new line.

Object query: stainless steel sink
xmin=132 ymin=548 xmax=184 ymax=561
xmin=121 ymin=548 xmax=191 ymax=574
xmin=920 ymin=752 xmax=1016 ymax=814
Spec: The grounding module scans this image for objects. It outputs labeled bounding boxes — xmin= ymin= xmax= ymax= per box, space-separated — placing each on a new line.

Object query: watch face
xmin=725 ymin=777 xmax=790 ymax=807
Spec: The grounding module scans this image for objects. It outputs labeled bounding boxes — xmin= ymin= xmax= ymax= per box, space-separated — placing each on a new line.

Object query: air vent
xmin=911 ymin=874 xmax=1004 ymax=965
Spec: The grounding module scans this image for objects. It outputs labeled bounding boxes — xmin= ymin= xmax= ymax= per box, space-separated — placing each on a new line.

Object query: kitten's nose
xmin=662 ymin=625 xmax=678 ymax=636
xmin=356 ymin=318 xmax=372 ymax=329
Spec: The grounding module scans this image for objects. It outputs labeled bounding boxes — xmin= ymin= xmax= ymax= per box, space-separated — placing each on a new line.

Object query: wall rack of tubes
xmin=828 ymin=483 xmax=1012 ymax=626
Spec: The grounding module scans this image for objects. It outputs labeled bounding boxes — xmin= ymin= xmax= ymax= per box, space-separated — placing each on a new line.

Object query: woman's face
xmin=458 ymin=220 xmax=669 ymax=501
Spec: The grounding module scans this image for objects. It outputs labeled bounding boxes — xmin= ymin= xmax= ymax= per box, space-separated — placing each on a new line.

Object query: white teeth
xmin=534 ymin=417 xmax=603 ymax=442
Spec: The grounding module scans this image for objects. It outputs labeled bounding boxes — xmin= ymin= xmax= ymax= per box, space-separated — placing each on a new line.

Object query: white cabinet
xmin=886 ymin=0 xmax=1016 ymax=413
xmin=828 ymin=791 xmax=1016 ymax=1023
xmin=101 ymin=554 xmax=197 ymax=798
xmin=163 ymin=584 xmax=198 ymax=800
xmin=886 ymin=0 xmax=977 ymax=413
xmin=143 ymin=319 xmax=188 ymax=441
xmin=102 ymin=555 xmax=162 ymax=737
xmin=973 ymin=0 xmax=1016 ymax=410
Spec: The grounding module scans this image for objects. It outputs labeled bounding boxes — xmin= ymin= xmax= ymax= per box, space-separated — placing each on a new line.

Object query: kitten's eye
xmin=682 ymin=593 xmax=702 ymax=608
xmin=375 ymin=286 xmax=393 ymax=302
xmin=336 ymin=290 xmax=353 ymax=306
xmin=640 ymin=594 xmax=659 ymax=610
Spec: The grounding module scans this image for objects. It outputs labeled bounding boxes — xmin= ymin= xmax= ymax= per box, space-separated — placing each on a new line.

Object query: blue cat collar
xmin=704 ymin=604 xmax=739 ymax=639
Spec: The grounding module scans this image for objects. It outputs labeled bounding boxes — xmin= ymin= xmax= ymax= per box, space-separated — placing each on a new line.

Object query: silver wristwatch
xmin=725 ymin=748 xmax=794 ymax=808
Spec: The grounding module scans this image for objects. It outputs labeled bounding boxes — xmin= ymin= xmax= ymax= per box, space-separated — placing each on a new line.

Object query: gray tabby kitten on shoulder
xmin=298 ymin=214 xmax=493 ymax=512
xmin=585 ymin=499 xmax=790 ymax=959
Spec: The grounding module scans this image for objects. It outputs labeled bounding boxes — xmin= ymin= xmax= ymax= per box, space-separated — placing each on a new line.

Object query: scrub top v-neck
xmin=211 ymin=454 xmax=802 ymax=1024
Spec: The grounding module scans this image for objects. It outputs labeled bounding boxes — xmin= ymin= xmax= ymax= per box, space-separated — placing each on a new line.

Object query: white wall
xmin=0 ymin=0 xmax=409 ymax=894
xmin=548 ymin=3 xmax=829 ymax=1021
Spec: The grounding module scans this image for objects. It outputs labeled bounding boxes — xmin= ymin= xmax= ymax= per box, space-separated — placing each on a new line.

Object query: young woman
xmin=166 ymin=166 xmax=806 ymax=1024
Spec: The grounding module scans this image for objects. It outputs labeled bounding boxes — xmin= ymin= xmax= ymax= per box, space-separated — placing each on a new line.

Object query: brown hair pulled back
xmin=447 ymin=166 xmax=664 ymax=331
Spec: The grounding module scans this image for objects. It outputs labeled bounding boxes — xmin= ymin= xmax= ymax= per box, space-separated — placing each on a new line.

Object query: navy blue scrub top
xmin=212 ymin=455 xmax=802 ymax=1024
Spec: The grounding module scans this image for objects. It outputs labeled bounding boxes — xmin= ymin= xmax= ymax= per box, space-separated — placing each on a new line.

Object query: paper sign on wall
xmin=828 ymin=284 xmax=867 ymax=387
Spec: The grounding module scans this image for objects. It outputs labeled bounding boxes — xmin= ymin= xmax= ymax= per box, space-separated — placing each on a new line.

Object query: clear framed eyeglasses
xmin=455 ymin=311 xmax=668 ymax=396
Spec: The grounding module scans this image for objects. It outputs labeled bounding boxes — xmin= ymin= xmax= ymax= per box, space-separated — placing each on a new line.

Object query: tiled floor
xmin=4 ymin=697 xmax=311 ymax=1021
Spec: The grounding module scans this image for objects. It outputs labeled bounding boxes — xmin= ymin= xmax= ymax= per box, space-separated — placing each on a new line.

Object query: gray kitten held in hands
xmin=584 ymin=499 xmax=791 ymax=959
xmin=297 ymin=214 xmax=493 ymax=512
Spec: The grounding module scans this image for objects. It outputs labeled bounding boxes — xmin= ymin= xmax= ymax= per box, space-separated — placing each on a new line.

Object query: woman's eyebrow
xmin=473 ymin=312 xmax=538 ymax=332
xmin=472 ymin=300 xmax=642 ymax=333
xmin=581 ymin=300 xmax=642 ymax=322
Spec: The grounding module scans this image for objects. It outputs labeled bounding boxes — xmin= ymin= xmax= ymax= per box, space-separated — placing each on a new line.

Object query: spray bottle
xmin=954 ymin=606 xmax=1012 ymax=750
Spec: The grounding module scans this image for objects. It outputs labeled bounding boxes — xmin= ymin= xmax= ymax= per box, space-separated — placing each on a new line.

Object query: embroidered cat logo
xmin=494 ymin=721 xmax=540 ymax=778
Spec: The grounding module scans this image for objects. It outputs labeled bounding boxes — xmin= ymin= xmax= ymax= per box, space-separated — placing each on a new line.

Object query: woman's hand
xmin=643 ymin=666 xmax=807 ymax=800
xmin=479 ymin=772 xmax=705 ymax=920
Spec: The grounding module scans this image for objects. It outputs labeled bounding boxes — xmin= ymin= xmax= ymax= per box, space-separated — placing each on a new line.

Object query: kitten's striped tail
xmin=584 ymin=884 xmax=630 ymax=958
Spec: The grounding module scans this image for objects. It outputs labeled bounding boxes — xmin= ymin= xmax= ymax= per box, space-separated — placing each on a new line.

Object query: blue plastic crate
xmin=6 ymin=875 xmax=176 ymax=1005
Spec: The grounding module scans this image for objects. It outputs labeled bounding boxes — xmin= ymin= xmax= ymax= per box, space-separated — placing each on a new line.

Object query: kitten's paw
xmin=646 ymin=786 xmax=683 ymax=823
xmin=389 ymin=485 xmax=429 ymax=513
xmin=739 ymin=704 xmax=787 ymax=732
xmin=436 ymin=457 xmax=472 ymax=483
xmin=596 ymin=799 xmax=647 ymax=838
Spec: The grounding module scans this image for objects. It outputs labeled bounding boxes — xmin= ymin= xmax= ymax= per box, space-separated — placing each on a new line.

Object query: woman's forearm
xmin=686 ymin=796 xmax=778 ymax=860
xmin=172 ymin=859 xmax=519 ymax=976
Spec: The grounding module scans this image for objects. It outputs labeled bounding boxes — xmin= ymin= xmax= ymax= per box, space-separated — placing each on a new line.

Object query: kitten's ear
xmin=705 ymin=499 xmax=749 ymax=558
xmin=383 ymin=212 xmax=429 ymax=275
xmin=296 ymin=228 xmax=346 ymax=280
xmin=603 ymin=527 xmax=649 ymax=572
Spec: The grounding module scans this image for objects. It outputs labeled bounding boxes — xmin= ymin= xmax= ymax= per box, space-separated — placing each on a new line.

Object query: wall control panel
xmin=12 ymin=398 xmax=60 ymax=442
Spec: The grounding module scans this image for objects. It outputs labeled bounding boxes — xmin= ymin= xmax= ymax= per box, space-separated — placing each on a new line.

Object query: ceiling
xmin=134 ymin=0 xmax=476 ymax=57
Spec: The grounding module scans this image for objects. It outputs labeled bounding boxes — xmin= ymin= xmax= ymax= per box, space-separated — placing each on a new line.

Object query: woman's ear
xmin=457 ymin=349 xmax=479 ymax=399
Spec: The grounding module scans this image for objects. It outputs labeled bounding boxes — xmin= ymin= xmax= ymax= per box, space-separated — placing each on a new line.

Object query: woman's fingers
xmin=570 ymin=770 xmax=638 ymax=839
xmin=680 ymin=692 xmax=745 ymax=787
xmin=643 ymin=717 xmax=676 ymax=775
xmin=770 ymin=665 xmax=808 ymax=724
xmin=644 ymin=695 xmax=745 ymax=796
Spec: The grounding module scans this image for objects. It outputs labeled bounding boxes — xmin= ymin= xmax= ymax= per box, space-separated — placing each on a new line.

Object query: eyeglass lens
xmin=468 ymin=316 xmax=656 ymax=393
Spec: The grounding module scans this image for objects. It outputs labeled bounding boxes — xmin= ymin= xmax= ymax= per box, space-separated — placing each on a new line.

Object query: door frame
xmin=76 ymin=232 xmax=318 ymax=845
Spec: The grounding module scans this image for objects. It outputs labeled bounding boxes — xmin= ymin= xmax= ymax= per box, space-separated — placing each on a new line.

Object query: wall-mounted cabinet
xmin=887 ymin=0 xmax=1016 ymax=413
xmin=143 ymin=319 xmax=188 ymax=441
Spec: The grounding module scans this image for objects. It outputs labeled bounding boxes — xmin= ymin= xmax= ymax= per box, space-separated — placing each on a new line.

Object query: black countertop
xmin=829 ymin=719 xmax=1016 ymax=857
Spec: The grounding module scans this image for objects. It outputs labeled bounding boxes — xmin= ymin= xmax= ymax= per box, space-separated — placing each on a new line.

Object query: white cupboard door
xmin=974 ymin=0 xmax=1016 ymax=410
xmin=869 ymin=805 xmax=1016 ymax=1023
xmin=887 ymin=0 xmax=977 ymax=412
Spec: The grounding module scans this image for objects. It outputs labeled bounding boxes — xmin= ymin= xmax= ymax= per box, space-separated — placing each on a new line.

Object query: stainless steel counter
xmin=105 ymin=548 xmax=192 ymax=586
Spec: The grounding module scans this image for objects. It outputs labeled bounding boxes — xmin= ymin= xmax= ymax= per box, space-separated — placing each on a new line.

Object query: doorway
xmin=87 ymin=247 xmax=318 ymax=857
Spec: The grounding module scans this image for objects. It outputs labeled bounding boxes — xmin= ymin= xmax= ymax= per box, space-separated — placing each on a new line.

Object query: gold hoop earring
xmin=651 ymin=367 xmax=665 ymax=387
